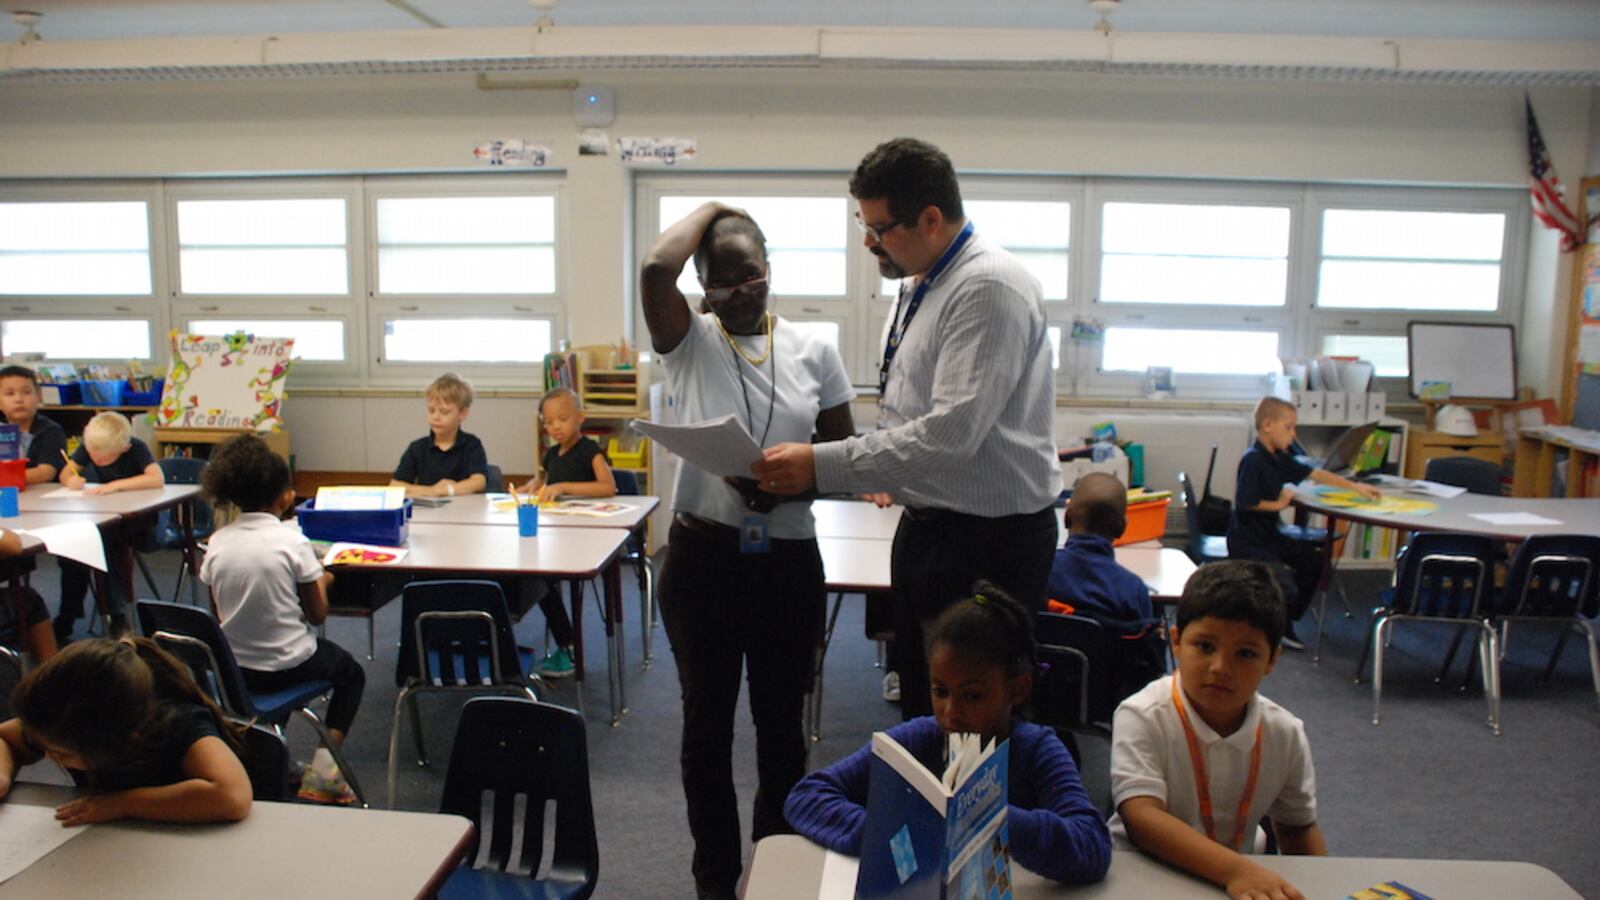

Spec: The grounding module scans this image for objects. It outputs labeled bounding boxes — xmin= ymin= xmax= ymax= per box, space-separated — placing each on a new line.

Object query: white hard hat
xmin=1436 ymin=404 xmax=1478 ymax=437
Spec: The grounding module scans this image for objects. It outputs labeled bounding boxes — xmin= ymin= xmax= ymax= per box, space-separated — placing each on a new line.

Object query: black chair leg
xmin=134 ymin=552 xmax=164 ymax=602
xmin=1354 ymin=611 xmax=1383 ymax=684
xmin=1544 ymin=628 xmax=1573 ymax=682
xmin=1436 ymin=624 xmax=1469 ymax=684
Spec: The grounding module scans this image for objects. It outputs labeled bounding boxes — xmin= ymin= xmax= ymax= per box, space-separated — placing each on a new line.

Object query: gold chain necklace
xmin=716 ymin=311 xmax=774 ymax=366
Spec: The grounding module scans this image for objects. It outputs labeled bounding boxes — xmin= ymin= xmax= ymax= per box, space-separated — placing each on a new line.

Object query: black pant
xmin=658 ymin=518 xmax=825 ymax=894
xmin=1229 ymin=536 xmax=1324 ymax=623
xmin=532 ymin=579 xmax=575 ymax=647
xmin=56 ymin=522 xmax=155 ymax=626
xmin=890 ymin=505 xmax=1058 ymax=720
xmin=241 ymin=637 xmax=365 ymax=735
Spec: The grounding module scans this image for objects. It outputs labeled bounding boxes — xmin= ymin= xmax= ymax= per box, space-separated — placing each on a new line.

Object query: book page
xmin=14 ymin=522 xmax=107 ymax=572
xmin=0 ymin=804 xmax=87 ymax=883
xmin=630 ymin=415 xmax=762 ymax=479
xmin=871 ymin=732 xmax=950 ymax=812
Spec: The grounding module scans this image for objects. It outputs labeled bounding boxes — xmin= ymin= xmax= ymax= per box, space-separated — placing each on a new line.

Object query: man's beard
xmin=873 ymin=248 xmax=907 ymax=280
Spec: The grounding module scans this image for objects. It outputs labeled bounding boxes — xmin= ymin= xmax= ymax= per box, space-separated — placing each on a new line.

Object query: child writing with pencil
xmin=519 ymin=387 xmax=617 ymax=678
xmin=52 ymin=412 xmax=164 ymax=643
xmin=784 ymin=582 xmax=1112 ymax=885
xmin=0 ymin=637 xmax=252 ymax=825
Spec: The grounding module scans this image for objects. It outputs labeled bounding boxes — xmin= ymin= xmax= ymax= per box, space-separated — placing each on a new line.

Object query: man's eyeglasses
xmin=855 ymin=213 xmax=914 ymax=242
xmin=702 ymin=276 xmax=768 ymax=303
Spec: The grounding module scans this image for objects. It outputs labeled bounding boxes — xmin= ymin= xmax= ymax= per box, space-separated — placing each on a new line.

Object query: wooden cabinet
xmin=154 ymin=427 xmax=291 ymax=463
xmin=1513 ymin=430 xmax=1600 ymax=498
xmin=1403 ymin=429 xmax=1502 ymax=480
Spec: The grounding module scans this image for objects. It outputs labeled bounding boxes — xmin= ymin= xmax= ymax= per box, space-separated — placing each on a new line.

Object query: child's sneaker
xmin=882 ymin=671 xmax=901 ymax=703
xmin=538 ymin=647 xmax=576 ymax=679
xmin=297 ymin=767 xmax=359 ymax=805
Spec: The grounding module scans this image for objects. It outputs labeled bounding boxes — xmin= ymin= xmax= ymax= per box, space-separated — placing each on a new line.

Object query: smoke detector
xmin=11 ymin=10 xmax=42 ymax=44
xmin=1088 ymin=0 xmax=1120 ymax=35
xmin=530 ymin=0 xmax=557 ymax=30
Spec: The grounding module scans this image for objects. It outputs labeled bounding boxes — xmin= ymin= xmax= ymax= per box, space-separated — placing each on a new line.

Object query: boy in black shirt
xmin=390 ymin=372 xmax=488 ymax=499
xmin=0 ymin=365 xmax=67 ymax=485
xmin=1227 ymin=397 xmax=1378 ymax=649
xmin=56 ymin=412 xmax=164 ymax=640
xmin=523 ymin=388 xmax=617 ymax=677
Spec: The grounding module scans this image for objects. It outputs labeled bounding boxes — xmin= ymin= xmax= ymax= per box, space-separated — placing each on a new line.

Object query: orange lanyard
xmin=1171 ymin=674 xmax=1263 ymax=851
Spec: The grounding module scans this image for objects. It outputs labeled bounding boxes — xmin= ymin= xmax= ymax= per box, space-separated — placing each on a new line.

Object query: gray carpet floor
xmin=29 ymin=550 xmax=1600 ymax=899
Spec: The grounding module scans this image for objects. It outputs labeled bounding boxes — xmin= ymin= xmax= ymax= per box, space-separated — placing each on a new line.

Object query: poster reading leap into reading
xmin=157 ymin=331 xmax=294 ymax=432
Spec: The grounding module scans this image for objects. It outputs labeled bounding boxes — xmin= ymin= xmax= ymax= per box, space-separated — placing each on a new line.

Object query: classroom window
xmin=782 ymin=319 xmax=842 ymax=355
xmin=876 ymin=199 xmax=1072 ymax=301
xmin=1047 ymin=325 xmax=1062 ymax=371
xmin=186 ymin=319 xmax=346 ymax=363
xmin=1099 ymin=202 xmax=1290 ymax=307
xmin=658 ymin=196 xmax=848 ymax=298
xmin=176 ymin=198 xmax=349 ymax=295
xmin=376 ymin=196 xmax=556 ymax=295
xmin=1316 ymin=209 xmax=1505 ymax=312
xmin=1101 ymin=326 xmax=1280 ymax=376
xmin=1321 ymin=334 xmax=1408 ymax=378
xmin=2 ymin=319 xmax=152 ymax=360
xmin=381 ymin=317 xmax=553 ymax=364
xmin=0 ymin=201 xmax=152 ymax=296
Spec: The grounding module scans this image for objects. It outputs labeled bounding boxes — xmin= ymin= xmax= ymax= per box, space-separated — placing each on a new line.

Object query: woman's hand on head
xmin=54 ymin=792 xmax=126 ymax=826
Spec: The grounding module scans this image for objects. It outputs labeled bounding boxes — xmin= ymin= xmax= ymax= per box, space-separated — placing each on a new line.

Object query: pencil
xmin=59 ymin=449 xmax=79 ymax=479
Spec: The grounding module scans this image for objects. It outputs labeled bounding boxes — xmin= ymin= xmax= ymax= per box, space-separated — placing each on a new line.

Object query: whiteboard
xmin=1407 ymin=322 xmax=1516 ymax=400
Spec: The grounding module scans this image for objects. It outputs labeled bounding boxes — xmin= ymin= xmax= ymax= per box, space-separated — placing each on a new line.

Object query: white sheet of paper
xmin=0 ymin=803 xmax=88 ymax=883
xmin=14 ymin=521 xmax=108 ymax=572
xmin=1402 ymin=479 xmax=1469 ymax=499
xmin=315 ymin=485 xmax=406 ymax=511
xmin=630 ymin=415 xmax=762 ymax=479
xmin=36 ymin=487 xmax=84 ymax=499
xmin=1469 ymin=512 xmax=1563 ymax=526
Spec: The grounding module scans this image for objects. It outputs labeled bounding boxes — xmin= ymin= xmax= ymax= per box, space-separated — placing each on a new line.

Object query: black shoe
xmin=1280 ymin=625 xmax=1305 ymax=652
xmin=52 ymin=617 xmax=75 ymax=644
xmin=696 ymin=885 xmax=737 ymax=900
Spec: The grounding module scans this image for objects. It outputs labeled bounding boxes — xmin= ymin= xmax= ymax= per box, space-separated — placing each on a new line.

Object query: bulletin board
xmin=156 ymin=331 xmax=294 ymax=432
xmin=1407 ymin=321 xmax=1517 ymax=401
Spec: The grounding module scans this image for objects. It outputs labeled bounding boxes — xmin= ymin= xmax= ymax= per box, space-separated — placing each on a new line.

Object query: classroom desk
xmin=322 ymin=523 xmax=634 ymax=725
xmin=812 ymin=498 xmax=904 ymax=541
xmin=407 ymin=493 xmax=658 ymax=531
xmin=5 ymin=512 xmax=122 ymax=650
xmin=2 ymin=782 xmax=474 ymax=899
xmin=743 ymin=836 xmax=1585 ymax=900
xmin=1291 ymin=486 xmax=1600 ymax=543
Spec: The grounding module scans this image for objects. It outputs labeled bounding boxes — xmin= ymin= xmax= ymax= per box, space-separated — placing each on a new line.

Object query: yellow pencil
xmin=59 ymin=448 xmax=80 ymax=479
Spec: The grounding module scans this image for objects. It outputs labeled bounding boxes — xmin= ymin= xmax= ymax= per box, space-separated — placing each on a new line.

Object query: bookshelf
xmin=543 ymin=345 xmax=654 ymax=542
xmin=153 ymin=427 xmax=291 ymax=464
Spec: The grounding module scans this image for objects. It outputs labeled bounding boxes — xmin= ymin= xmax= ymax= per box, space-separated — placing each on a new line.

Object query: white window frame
xmin=365 ymin=174 xmax=567 ymax=387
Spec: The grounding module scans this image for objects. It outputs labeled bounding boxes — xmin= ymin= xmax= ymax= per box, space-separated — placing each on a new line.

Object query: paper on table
xmin=0 ymin=803 xmax=88 ymax=883
xmin=631 ymin=415 xmax=762 ymax=479
xmin=14 ymin=522 xmax=107 ymax=572
xmin=36 ymin=487 xmax=85 ymax=499
xmin=322 ymin=542 xmax=409 ymax=566
xmin=1469 ymin=512 xmax=1564 ymax=527
xmin=1401 ymin=479 xmax=1469 ymax=499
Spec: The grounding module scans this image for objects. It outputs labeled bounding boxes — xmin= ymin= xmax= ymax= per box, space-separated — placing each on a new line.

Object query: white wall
xmin=0 ymin=69 xmax=1589 ymax=473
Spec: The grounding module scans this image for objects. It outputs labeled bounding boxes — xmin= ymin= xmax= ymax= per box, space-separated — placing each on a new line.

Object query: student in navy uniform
xmin=1227 ymin=397 xmax=1378 ymax=649
xmin=55 ymin=412 xmax=164 ymax=642
xmin=0 ymin=365 xmax=68 ymax=485
xmin=520 ymin=387 xmax=617 ymax=678
xmin=0 ymin=528 xmax=57 ymax=663
xmin=390 ymin=372 xmax=489 ymax=499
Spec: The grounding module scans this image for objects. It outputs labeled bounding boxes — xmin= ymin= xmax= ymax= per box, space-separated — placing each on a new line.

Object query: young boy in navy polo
xmin=0 ymin=365 xmax=67 ymax=485
xmin=390 ymin=372 xmax=488 ymax=499
xmin=1226 ymin=397 xmax=1378 ymax=649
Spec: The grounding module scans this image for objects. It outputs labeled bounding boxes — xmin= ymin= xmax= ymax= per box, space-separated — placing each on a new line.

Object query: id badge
xmin=739 ymin=514 xmax=771 ymax=555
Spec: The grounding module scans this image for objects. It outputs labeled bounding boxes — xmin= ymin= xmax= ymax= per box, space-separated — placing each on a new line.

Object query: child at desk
xmin=1110 ymin=561 xmax=1325 ymax=900
xmin=390 ymin=372 xmax=489 ymax=499
xmin=1228 ymin=396 xmax=1379 ymax=650
xmin=521 ymin=387 xmax=617 ymax=679
xmin=199 ymin=434 xmax=364 ymax=805
xmin=0 ymin=528 xmax=57 ymax=663
xmin=784 ymin=582 xmax=1112 ymax=885
xmin=1047 ymin=472 xmax=1164 ymax=714
xmin=0 ymin=365 xmax=67 ymax=485
xmin=0 ymin=637 xmax=252 ymax=825
xmin=53 ymin=412 xmax=164 ymax=643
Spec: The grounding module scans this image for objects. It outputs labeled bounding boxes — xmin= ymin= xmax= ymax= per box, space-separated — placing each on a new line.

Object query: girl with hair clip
xmin=784 ymin=581 xmax=1112 ymax=885
xmin=0 ymin=637 xmax=252 ymax=825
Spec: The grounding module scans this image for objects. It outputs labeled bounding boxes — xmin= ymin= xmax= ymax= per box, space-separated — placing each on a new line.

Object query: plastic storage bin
xmin=40 ymin=383 xmax=82 ymax=406
xmin=1115 ymin=495 xmax=1170 ymax=547
xmin=81 ymin=380 xmax=127 ymax=407
xmin=122 ymin=379 xmax=165 ymax=406
xmin=0 ymin=459 xmax=26 ymax=491
xmin=296 ymin=498 xmax=412 ymax=547
xmin=606 ymin=437 xmax=647 ymax=470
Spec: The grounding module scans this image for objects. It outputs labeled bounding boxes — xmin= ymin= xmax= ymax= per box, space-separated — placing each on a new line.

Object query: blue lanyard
xmin=877 ymin=221 xmax=975 ymax=396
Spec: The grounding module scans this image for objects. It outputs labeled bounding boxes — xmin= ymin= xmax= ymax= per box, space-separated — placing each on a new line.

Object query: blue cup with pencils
xmin=0 ymin=486 xmax=16 ymax=518
xmin=511 ymin=486 xmax=539 ymax=537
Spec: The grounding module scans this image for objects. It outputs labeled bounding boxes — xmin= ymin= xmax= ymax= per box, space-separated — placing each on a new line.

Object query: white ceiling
xmin=6 ymin=0 xmax=1600 ymax=43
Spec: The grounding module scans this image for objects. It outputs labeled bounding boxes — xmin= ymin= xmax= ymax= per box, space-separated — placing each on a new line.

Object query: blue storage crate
xmin=41 ymin=382 xmax=82 ymax=406
xmin=82 ymin=380 xmax=126 ymax=406
xmin=123 ymin=378 xmax=165 ymax=407
xmin=296 ymin=498 xmax=412 ymax=547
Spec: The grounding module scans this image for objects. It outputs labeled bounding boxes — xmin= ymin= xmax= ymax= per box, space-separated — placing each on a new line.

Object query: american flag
xmin=1526 ymin=95 xmax=1582 ymax=251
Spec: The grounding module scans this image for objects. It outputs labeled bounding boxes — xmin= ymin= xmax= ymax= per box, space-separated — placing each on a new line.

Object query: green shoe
xmin=538 ymin=647 xmax=575 ymax=679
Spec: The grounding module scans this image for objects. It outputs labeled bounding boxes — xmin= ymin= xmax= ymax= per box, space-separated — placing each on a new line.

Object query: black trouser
xmin=1229 ymin=536 xmax=1324 ymax=623
xmin=658 ymin=517 xmax=825 ymax=895
xmin=56 ymin=522 xmax=155 ymax=628
xmin=890 ymin=505 xmax=1058 ymax=720
xmin=531 ymin=579 xmax=575 ymax=647
xmin=241 ymin=637 xmax=366 ymax=735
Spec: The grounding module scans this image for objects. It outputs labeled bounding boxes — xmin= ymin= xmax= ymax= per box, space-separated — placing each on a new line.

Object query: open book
xmin=856 ymin=732 xmax=1012 ymax=900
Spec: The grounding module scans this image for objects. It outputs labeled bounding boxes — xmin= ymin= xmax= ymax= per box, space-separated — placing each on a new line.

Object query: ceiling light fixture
xmin=531 ymin=0 xmax=558 ymax=32
xmin=11 ymin=10 xmax=42 ymax=44
xmin=1088 ymin=0 xmax=1120 ymax=36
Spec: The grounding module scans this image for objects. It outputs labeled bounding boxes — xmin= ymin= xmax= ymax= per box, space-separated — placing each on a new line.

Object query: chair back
xmin=396 ymin=580 xmax=524 ymax=689
xmin=484 ymin=465 xmax=505 ymax=493
xmin=150 ymin=629 xmax=230 ymax=707
xmin=441 ymin=697 xmax=599 ymax=894
xmin=155 ymin=457 xmax=216 ymax=546
xmin=234 ymin=719 xmax=292 ymax=801
xmin=0 ymin=644 xmax=22 ymax=720
xmin=1499 ymin=534 xmax=1600 ymax=619
xmin=1033 ymin=612 xmax=1106 ymax=729
xmin=1179 ymin=472 xmax=1208 ymax=563
xmin=1423 ymin=456 xmax=1501 ymax=496
xmin=1391 ymin=532 xmax=1496 ymax=619
xmin=612 ymin=469 xmax=641 ymax=496
xmin=135 ymin=600 xmax=257 ymax=719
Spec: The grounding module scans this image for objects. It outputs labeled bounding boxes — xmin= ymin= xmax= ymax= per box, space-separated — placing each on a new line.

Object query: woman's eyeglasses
xmin=703 ymin=276 xmax=768 ymax=303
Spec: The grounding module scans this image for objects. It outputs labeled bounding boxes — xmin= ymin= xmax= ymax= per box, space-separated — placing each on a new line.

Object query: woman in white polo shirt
xmin=641 ymin=202 xmax=855 ymax=900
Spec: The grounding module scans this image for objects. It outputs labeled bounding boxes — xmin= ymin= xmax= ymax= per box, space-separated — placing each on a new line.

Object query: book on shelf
xmin=856 ymin=731 xmax=1012 ymax=900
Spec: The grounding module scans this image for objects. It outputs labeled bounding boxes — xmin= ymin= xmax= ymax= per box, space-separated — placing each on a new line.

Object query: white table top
xmin=6 ymin=511 xmax=121 ymax=532
xmin=16 ymin=483 xmax=201 ymax=518
xmin=322 ymin=522 xmax=630 ymax=578
xmin=811 ymin=499 xmax=904 ymax=541
xmin=745 ymin=836 xmax=1584 ymax=900
xmin=2 ymin=783 xmax=473 ymax=899
xmin=1293 ymin=487 xmax=1600 ymax=542
xmin=408 ymin=493 xmax=658 ymax=530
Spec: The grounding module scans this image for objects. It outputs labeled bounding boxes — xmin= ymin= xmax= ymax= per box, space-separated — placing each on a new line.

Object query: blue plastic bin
xmin=122 ymin=379 xmax=165 ymax=406
xmin=40 ymin=383 xmax=82 ymax=406
xmin=82 ymin=380 xmax=127 ymax=406
xmin=295 ymin=498 xmax=412 ymax=547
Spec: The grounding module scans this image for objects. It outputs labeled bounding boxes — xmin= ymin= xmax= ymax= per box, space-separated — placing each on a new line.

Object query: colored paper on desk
xmin=1347 ymin=881 xmax=1435 ymax=900
xmin=489 ymin=494 xmax=519 ymax=513
xmin=0 ymin=803 xmax=88 ymax=884
xmin=322 ymin=542 xmax=408 ymax=566
xmin=542 ymin=500 xmax=630 ymax=517
xmin=14 ymin=521 xmax=107 ymax=572
xmin=1312 ymin=488 xmax=1438 ymax=516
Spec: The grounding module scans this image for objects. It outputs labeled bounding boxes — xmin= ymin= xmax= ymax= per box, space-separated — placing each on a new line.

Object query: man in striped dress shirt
xmin=755 ymin=137 xmax=1061 ymax=719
